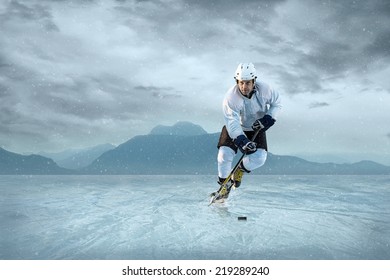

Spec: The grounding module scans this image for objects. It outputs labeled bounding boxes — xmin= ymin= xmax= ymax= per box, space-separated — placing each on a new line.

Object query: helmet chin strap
xmin=238 ymin=88 xmax=256 ymax=99
xmin=247 ymin=87 xmax=256 ymax=99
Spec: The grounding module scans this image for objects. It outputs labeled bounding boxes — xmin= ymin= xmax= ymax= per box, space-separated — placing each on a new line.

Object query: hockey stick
xmin=209 ymin=124 xmax=264 ymax=205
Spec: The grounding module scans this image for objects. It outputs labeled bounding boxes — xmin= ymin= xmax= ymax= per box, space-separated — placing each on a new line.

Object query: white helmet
xmin=234 ymin=63 xmax=257 ymax=81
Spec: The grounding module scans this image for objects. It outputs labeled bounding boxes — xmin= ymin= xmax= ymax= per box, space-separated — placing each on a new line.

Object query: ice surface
xmin=1 ymin=175 xmax=389 ymax=260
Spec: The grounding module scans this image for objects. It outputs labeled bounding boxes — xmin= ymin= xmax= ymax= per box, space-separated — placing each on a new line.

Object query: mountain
xmin=3 ymin=122 xmax=390 ymax=175
xmin=0 ymin=148 xmax=72 ymax=175
xmin=149 ymin=121 xmax=207 ymax=136
xmin=39 ymin=144 xmax=115 ymax=169
xmin=259 ymin=155 xmax=390 ymax=175
xmin=39 ymin=148 xmax=84 ymax=162
xmin=84 ymin=123 xmax=390 ymax=175
xmin=84 ymin=122 xmax=214 ymax=174
xmin=84 ymin=133 xmax=219 ymax=174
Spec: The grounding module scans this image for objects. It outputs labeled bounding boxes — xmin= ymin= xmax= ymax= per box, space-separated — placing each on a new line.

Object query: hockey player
xmin=214 ymin=62 xmax=282 ymax=200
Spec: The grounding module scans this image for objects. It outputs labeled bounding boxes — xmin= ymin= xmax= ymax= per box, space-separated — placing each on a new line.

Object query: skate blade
xmin=208 ymin=194 xmax=226 ymax=206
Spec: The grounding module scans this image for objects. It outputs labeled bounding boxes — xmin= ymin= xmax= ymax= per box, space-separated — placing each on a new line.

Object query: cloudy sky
xmin=1 ymin=0 xmax=390 ymax=165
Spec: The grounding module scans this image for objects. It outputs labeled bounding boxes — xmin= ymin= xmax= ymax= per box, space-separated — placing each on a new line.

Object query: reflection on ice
xmin=0 ymin=175 xmax=389 ymax=259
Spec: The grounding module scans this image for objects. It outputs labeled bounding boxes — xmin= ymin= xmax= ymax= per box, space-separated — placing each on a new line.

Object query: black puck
xmin=238 ymin=216 xmax=247 ymax=221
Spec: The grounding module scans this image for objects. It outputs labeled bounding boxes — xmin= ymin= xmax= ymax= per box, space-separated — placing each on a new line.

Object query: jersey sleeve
xmin=266 ymin=87 xmax=282 ymax=119
xmin=222 ymin=91 xmax=244 ymax=140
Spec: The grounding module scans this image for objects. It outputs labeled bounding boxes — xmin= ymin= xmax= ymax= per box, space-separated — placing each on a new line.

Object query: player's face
xmin=237 ymin=80 xmax=254 ymax=96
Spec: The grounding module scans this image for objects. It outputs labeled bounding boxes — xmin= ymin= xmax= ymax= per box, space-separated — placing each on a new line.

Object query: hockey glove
xmin=252 ymin=115 xmax=275 ymax=131
xmin=233 ymin=135 xmax=257 ymax=154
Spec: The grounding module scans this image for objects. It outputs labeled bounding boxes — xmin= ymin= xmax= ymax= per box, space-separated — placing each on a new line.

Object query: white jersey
xmin=222 ymin=81 xmax=282 ymax=139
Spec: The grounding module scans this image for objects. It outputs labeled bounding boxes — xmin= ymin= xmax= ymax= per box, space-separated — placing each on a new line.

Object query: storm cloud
xmin=0 ymin=0 xmax=389 ymax=164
